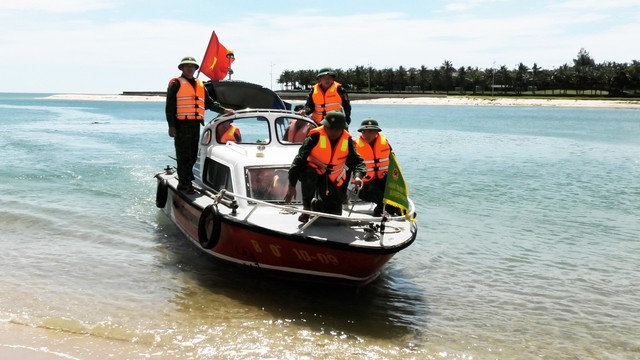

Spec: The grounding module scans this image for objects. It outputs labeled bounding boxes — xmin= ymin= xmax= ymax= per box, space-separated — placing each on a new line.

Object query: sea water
xmin=0 ymin=93 xmax=639 ymax=359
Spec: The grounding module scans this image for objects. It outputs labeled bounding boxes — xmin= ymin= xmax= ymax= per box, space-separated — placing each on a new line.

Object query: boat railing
xmin=209 ymin=108 xmax=305 ymax=124
xmin=227 ymin=108 xmax=299 ymax=116
xmin=204 ymin=188 xmax=416 ymax=230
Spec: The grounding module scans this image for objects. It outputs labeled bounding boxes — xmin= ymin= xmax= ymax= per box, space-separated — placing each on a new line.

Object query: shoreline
xmin=351 ymin=97 xmax=640 ymax=108
xmin=44 ymin=94 xmax=640 ymax=109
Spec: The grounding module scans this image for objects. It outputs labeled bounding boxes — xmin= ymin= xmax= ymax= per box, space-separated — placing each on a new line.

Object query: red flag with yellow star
xmin=199 ymin=31 xmax=234 ymax=80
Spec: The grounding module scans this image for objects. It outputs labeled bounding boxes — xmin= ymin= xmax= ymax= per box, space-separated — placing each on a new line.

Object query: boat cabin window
xmin=203 ymin=159 xmax=233 ymax=193
xmin=245 ymin=167 xmax=301 ymax=203
xmin=216 ymin=117 xmax=270 ymax=145
xmin=275 ymin=116 xmax=316 ymax=144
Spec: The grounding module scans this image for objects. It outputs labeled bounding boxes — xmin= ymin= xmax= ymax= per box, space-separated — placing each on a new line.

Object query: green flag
xmin=383 ymin=152 xmax=411 ymax=218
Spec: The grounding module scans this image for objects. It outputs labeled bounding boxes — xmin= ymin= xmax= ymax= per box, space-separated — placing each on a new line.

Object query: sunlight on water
xmin=1 ymin=95 xmax=639 ymax=359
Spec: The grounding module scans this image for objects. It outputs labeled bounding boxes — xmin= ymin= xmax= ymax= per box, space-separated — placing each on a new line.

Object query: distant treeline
xmin=278 ymin=49 xmax=640 ymax=97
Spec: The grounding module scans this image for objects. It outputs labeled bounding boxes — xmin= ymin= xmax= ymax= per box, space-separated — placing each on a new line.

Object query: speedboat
xmin=155 ymin=80 xmax=417 ymax=286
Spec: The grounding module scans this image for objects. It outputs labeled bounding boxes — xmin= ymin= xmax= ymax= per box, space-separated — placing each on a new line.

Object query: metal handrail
xmin=204 ymin=188 xmax=416 ymax=224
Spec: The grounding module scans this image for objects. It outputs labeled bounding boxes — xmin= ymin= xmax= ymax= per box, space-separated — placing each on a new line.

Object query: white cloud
xmin=0 ymin=1 xmax=637 ymax=93
xmin=0 ymin=0 xmax=113 ymax=13
xmin=549 ymin=0 xmax=640 ymax=11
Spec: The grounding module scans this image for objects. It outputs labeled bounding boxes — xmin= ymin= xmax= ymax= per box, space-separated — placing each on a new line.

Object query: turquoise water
xmin=1 ymin=93 xmax=639 ymax=359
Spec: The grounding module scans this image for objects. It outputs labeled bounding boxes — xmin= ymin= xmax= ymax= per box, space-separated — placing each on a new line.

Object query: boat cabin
xmin=194 ymin=110 xmax=316 ymax=206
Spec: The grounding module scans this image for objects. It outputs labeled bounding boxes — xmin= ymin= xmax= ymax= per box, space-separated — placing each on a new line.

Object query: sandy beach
xmin=45 ymin=94 xmax=640 ymax=109
xmin=46 ymin=94 xmax=167 ymax=102
xmin=351 ymin=96 xmax=640 ymax=108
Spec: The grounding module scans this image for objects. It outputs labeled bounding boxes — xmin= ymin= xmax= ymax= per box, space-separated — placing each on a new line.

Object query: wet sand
xmin=0 ymin=322 xmax=153 ymax=360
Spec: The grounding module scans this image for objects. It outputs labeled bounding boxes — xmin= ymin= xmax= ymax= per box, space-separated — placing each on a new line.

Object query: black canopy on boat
xmin=204 ymin=80 xmax=290 ymax=110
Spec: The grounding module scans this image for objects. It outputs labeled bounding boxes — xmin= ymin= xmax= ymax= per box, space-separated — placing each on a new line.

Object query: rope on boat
xmin=201 ymin=187 xmax=416 ymax=224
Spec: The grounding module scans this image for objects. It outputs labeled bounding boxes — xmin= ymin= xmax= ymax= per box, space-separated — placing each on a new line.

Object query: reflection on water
xmin=155 ymin=214 xmax=429 ymax=346
xmin=2 ymin=96 xmax=639 ymax=359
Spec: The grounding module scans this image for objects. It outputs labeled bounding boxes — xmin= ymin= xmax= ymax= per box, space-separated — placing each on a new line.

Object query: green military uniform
xmin=288 ymin=112 xmax=366 ymax=215
xmin=302 ymin=68 xmax=352 ymax=125
xmin=165 ymin=62 xmax=227 ymax=189
xmin=354 ymin=118 xmax=401 ymax=216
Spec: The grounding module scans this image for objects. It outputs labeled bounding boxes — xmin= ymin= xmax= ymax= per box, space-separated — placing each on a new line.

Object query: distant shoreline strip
xmin=43 ymin=94 xmax=640 ymax=108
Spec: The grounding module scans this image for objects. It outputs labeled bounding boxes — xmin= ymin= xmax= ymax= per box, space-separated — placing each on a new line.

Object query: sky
xmin=1 ymin=0 xmax=638 ymax=94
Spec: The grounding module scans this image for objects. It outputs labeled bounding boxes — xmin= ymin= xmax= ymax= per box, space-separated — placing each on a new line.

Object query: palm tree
xmin=496 ymin=65 xmax=511 ymax=94
xmin=394 ymin=66 xmax=408 ymax=92
xmin=465 ymin=66 xmax=484 ymax=94
xmin=418 ymin=65 xmax=431 ymax=92
xmin=278 ymin=48 xmax=640 ymax=97
xmin=628 ymin=60 xmax=640 ymax=94
xmin=440 ymin=60 xmax=455 ymax=94
xmin=277 ymin=70 xmax=296 ymax=90
xmin=407 ymin=67 xmax=419 ymax=92
xmin=515 ymin=62 xmax=529 ymax=95
xmin=553 ymin=64 xmax=575 ymax=95
xmin=530 ymin=63 xmax=541 ymax=94
xmin=455 ymin=66 xmax=467 ymax=93
xmin=573 ymin=48 xmax=595 ymax=95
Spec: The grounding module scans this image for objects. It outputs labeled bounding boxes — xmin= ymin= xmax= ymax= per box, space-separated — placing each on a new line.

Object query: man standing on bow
xmin=298 ymin=68 xmax=351 ymax=126
xmin=165 ymin=56 xmax=234 ymax=194
xmin=285 ymin=111 xmax=366 ymax=223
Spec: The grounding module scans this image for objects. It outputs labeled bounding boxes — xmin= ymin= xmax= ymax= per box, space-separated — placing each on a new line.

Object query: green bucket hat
xmin=178 ymin=56 xmax=199 ymax=70
xmin=316 ymin=67 xmax=336 ymax=78
xmin=321 ymin=111 xmax=348 ymax=130
xmin=357 ymin=118 xmax=381 ymax=132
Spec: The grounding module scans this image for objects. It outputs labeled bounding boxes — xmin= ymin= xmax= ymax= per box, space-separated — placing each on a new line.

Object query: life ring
xmin=198 ymin=204 xmax=222 ymax=249
xmin=156 ymin=179 xmax=168 ymax=208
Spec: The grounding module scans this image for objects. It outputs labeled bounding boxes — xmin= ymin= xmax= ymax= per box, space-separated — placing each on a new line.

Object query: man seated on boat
xmin=284 ymin=111 xmax=366 ymax=223
xmin=249 ymin=169 xmax=275 ymax=200
xmin=282 ymin=106 xmax=311 ymax=143
xmin=248 ymin=168 xmax=290 ymax=201
xmin=216 ymin=120 xmax=241 ymax=143
xmin=354 ymin=118 xmax=401 ymax=217
xmin=283 ymin=118 xmax=312 ymax=143
xmin=270 ymin=169 xmax=289 ymax=199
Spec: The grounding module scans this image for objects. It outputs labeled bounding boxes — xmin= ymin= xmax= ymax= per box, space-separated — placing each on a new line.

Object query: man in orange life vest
xmin=165 ymin=56 xmax=234 ymax=194
xmin=298 ymin=68 xmax=351 ymax=125
xmin=354 ymin=118 xmax=401 ymax=216
xmin=285 ymin=111 xmax=366 ymax=223
xmin=283 ymin=119 xmax=311 ymax=143
xmin=283 ymin=105 xmax=312 ymax=143
xmin=216 ymin=120 xmax=241 ymax=143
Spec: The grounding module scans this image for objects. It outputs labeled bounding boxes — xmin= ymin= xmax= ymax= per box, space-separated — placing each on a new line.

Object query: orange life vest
xmin=174 ymin=77 xmax=205 ymax=121
xmin=311 ymin=81 xmax=343 ymax=124
xmin=219 ymin=125 xmax=240 ymax=143
xmin=355 ymin=134 xmax=390 ymax=182
xmin=306 ymin=126 xmax=351 ymax=187
xmin=286 ymin=120 xmax=310 ymax=142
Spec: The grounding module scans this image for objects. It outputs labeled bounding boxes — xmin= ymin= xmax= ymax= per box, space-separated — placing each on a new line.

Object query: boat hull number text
xmin=250 ymin=239 xmax=339 ymax=265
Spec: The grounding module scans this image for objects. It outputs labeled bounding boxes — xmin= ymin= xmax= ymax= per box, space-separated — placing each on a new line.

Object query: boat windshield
xmin=245 ymin=167 xmax=301 ymax=203
xmin=215 ymin=116 xmax=271 ymax=145
xmin=275 ymin=116 xmax=316 ymax=144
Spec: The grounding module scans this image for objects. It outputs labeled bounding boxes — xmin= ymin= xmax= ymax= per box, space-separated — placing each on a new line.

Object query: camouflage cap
xmin=178 ymin=56 xmax=199 ymax=70
xmin=321 ymin=111 xmax=348 ymax=130
xmin=357 ymin=118 xmax=381 ymax=132
xmin=316 ymin=67 xmax=336 ymax=78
